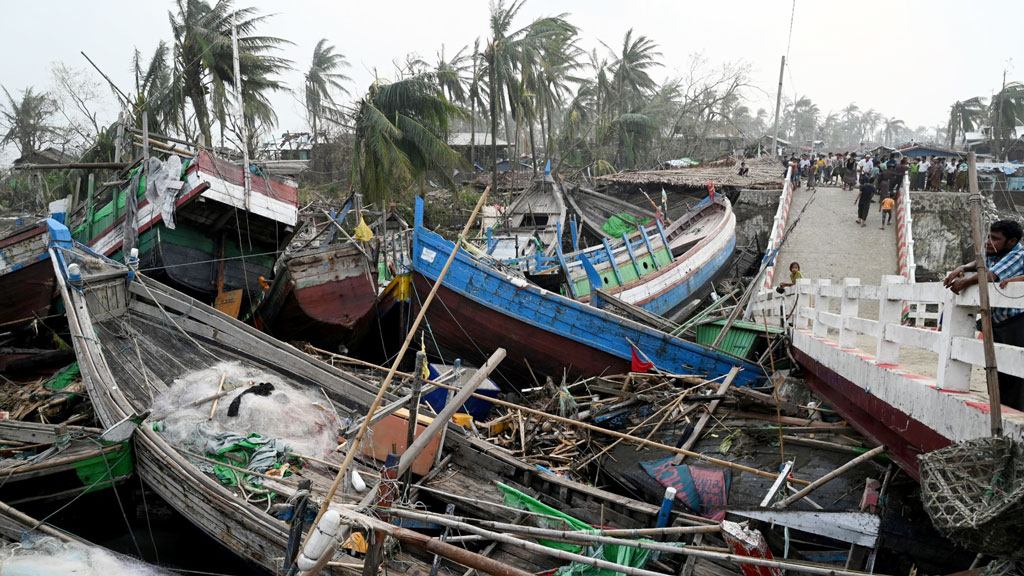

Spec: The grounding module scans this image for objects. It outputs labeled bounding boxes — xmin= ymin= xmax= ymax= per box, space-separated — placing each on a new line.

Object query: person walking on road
xmin=855 ymin=182 xmax=876 ymax=227
xmin=879 ymin=193 xmax=895 ymax=230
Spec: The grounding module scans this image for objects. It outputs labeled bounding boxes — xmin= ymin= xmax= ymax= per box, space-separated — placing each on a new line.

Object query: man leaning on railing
xmin=944 ymin=219 xmax=1024 ymax=410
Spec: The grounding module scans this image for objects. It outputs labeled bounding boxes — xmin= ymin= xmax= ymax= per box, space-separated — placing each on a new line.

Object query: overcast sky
xmin=1 ymin=0 xmax=1019 ymax=164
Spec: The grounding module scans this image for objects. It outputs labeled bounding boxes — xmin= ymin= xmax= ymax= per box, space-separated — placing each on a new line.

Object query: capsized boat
xmin=411 ymin=196 xmax=763 ymax=389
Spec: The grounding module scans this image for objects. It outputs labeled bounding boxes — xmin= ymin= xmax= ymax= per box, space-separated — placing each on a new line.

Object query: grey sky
xmin=2 ymin=0 xmax=1019 ymax=163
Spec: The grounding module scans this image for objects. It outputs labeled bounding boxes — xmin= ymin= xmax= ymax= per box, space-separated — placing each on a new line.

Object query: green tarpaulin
xmin=497 ymin=482 xmax=660 ymax=576
xmin=601 ymin=213 xmax=652 ymax=238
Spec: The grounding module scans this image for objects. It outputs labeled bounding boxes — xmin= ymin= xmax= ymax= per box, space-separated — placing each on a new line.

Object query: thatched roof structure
xmin=595 ymin=157 xmax=785 ymax=190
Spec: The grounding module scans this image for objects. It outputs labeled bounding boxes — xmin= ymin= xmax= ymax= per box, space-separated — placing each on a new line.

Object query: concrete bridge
xmin=752 ymin=170 xmax=1022 ymax=479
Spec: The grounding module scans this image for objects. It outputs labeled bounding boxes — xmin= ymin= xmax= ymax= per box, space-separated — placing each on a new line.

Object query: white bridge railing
xmin=752 ymin=275 xmax=1024 ymax=392
xmin=760 ymin=165 xmax=795 ymax=292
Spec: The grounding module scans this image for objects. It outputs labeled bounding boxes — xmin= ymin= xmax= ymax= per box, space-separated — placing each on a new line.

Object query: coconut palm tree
xmin=989 ymin=82 xmax=1024 ymax=160
xmin=483 ymin=0 xmax=575 ymax=190
xmin=946 ymin=97 xmax=986 ymax=148
xmin=168 ymin=0 xmax=291 ymax=148
xmin=605 ymin=29 xmax=661 ymax=168
xmin=304 ymin=39 xmax=350 ymax=143
xmin=0 ymin=86 xmax=57 ymax=156
xmin=882 ymin=116 xmax=906 ymax=145
xmin=351 ymin=76 xmax=465 ymax=205
xmin=130 ymin=42 xmax=175 ymax=136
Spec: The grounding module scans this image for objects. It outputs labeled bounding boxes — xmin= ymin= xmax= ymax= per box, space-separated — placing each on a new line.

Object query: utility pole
xmin=771 ymin=56 xmax=785 ymax=159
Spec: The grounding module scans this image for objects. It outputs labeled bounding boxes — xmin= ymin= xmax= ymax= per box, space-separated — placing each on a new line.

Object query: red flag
xmin=631 ymin=348 xmax=654 ymax=373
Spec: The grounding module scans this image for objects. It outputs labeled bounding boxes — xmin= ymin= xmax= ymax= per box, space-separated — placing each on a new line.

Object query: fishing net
xmin=0 ymin=535 xmax=175 ymax=575
xmin=919 ymin=436 xmax=1024 ymax=560
xmin=150 ymin=361 xmax=342 ymax=463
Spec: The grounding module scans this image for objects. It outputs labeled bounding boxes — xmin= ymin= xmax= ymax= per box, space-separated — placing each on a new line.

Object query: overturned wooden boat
xmin=412 ymin=196 xmax=763 ymax=389
xmin=70 ymin=151 xmax=299 ymax=304
xmin=50 ymin=222 xmax=700 ymax=574
xmin=485 ymin=171 xmax=566 ymax=259
xmin=0 ymin=419 xmax=133 ymax=506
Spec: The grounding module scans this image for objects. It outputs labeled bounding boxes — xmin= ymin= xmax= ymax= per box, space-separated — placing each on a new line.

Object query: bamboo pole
xmin=0 ymin=499 xmax=83 ymax=544
xmin=968 ymin=152 xmax=1003 ymax=437
xmin=384 ymin=507 xmax=892 ymax=576
xmin=297 ymin=187 xmax=490 ymax=576
xmin=774 ymin=445 xmax=886 ymax=508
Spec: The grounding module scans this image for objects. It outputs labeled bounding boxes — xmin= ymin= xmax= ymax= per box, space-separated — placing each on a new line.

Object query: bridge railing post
xmin=794 ymin=278 xmax=812 ymax=330
xmin=812 ymin=279 xmax=831 ymax=339
xmin=876 ymin=275 xmax=906 ymax=365
xmin=839 ymin=278 xmax=861 ymax=349
xmin=936 ymin=286 xmax=975 ymax=392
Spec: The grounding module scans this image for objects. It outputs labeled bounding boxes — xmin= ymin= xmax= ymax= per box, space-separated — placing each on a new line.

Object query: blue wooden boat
xmin=411 ymin=196 xmax=763 ymax=389
xmin=498 ymin=195 xmax=736 ymax=318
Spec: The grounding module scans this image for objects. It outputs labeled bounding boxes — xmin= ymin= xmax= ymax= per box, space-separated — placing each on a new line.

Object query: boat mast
xmin=232 ymin=14 xmax=251 ymax=210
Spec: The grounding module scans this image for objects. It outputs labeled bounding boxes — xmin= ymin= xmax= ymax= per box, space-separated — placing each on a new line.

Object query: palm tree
xmin=304 ymin=39 xmax=351 ymax=143
xmin=606 ymin=29 xmax=661 ymax=168
xmin=989 ymin=82 xmax=1024 ymax=160
xmin=466 ymin=38 xmax=489 ymax=166
xmin=432 ymin=45 xmax=470 ymax=105
xmin=483 ymin=0 xmax=576 ymax=190
xmin=169 ymin=0 xmax=291 ymax=148
xmin=946 ymin=97 xmax=986 ymax=148
xmin=882 ymin=116 xmax=906 ymax=145
xmin=859 ymin=109 xmax=881 ymax=143
xmin=0 ymin=86 xmax=57 ymax=156
xmin=607 ymin=29 xmax=661 ymax=117
xmin=131 ymin=42 xmax=175 ymax=136
xmin=351 ymin=76 xmax=465 ymax=205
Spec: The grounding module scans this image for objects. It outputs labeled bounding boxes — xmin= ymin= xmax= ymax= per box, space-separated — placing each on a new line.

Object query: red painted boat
xmin=0 ymin=222 xmax=56 ymax=327
xmin=255 ymin=241 xmax=377 ymax=351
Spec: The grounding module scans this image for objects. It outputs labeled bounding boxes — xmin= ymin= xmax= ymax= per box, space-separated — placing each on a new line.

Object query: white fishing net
xmin=0 ymin=536 xmax=173 ymax=576
xmin=149 ymin=361 xmax=341 ymax=460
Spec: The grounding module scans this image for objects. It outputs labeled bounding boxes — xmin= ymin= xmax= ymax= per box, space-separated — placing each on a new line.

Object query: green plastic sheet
xmin=600 ymin=213 xmax=652 ymax=238
xmin=497 ymin=482 xmax=659 ymax=576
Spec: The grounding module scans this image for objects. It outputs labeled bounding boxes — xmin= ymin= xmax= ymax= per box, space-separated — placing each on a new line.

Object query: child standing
xmin=879 ymin=193 xmax=895 ymax=230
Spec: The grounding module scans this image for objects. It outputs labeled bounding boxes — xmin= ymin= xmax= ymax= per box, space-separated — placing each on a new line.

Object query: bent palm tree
xmin=989 ymin=82 xmax=1024 ymax=160
xmin=946 ymin=97 xmax=986 ymax=148
xmin=304 ymin=38 xmax=351 ymax=142
xmin=882 ymin=117 xmax=906 ymax=145
xmin=169 ymin=0 xmax=291 ymax=148
xmin=131 ymin=42 xmax=175 ymax=135
xmin=351 ymin=76 xmax=465 ymax=205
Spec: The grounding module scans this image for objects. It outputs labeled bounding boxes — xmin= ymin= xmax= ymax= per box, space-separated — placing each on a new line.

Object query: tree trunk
xmin=490 ymin=50 xmax=498 ymax=195
xmin=187 ymin=67 xmax=213 ymax=149
xmin=529 ymin=116 xmax=537 ymax=176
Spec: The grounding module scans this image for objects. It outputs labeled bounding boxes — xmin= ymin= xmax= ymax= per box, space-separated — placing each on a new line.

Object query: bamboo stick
xmin=297 ymin=187 xmax=491 ymax=576
xmin=384 ymin=507 xmax=893 ymax=576
xmin=672 ymin=367 xmax=740 ymax=464
xmin=0 ymin=498 xmax=83 ymax=544
xmin=208 ymin=372 xmax=227 ymax=420
xmin=775 ymin=445 xmax=887 ymax=508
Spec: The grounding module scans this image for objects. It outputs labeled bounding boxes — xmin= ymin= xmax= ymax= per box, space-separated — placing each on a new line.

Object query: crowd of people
xmin=781 ymin=152 xmax=969 ymax=193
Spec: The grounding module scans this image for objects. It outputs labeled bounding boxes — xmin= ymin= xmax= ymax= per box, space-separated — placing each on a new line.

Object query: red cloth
xmin=631 ymin=348 xmax=653 ymax=373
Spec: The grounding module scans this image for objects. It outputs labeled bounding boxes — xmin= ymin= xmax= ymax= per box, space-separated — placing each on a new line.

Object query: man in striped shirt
xmin=944 ymin=219 xmax=1024 ymax=409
